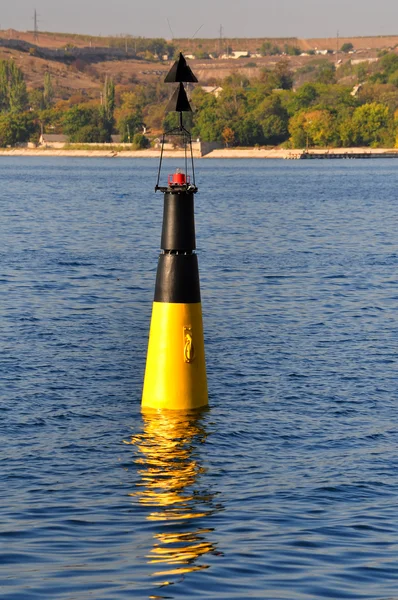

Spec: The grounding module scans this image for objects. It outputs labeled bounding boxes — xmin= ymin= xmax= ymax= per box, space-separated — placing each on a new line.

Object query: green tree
xmin=117 ymin=112 xmax=143 ymax=142
xmin=0 ymin=112 xmax=37 ymax=147
xmin=313 ymin=84 xmax=358 ymax=111
xmin=99 ymin=76 xmax=115 ymax=140
xmin=341 ymin=42 xmax=354 ymax=53
xmin=288 ymin=111 xmax=307 ymax=147
xmin=258 ymin=60 xmax=294 ymax=91
xmin=352 ymin=102 xmax=391 ymax=146
xmin=132 ymin=132 xmax=150 ymax=148
xmin=72 ymin=125 xmax=107 ymax=143
xmin=38 ymin=107 xmax=64 ymax=137
xmin=43 ymin=71 xmax=54 ymax=108
xmin=0 ymin=60 xmax=8 ymax=111
xmin=254 ymin=94 xmax=289 ymax=144
xmin=355 ymin=62 xmax=369 ymax=83
xmin=147 ymin=38 xmax=169 ymax=58
xmin=192 ymin=95 xmax=224 ymax=142
xmin=389 ymin=70 xmax=398 ymax=87
xmin=144 ymin=103 xmax=165 ymax=131
xmin=260 ymin=42 xmax=281 ymax=56
xmin=379 ymin=53 xmax=398 ymax=77
xmin=0 ymin=60 xmax=28 ymax=113
xmin=259 ymin=41 xmax=271 ymax=56
xmin=338 ymin=115 xmax=355 ymax=147
xmin=8 ymin=61 xmax=28 ymax=113
xmin=274 ymin=58 xmax=294 ymax=90
xmin=233 ymin=116 xmax=264 ymax=146
xmin=304 ymin=109 xmax=336 ymax=146
xmin=284 ymin=44 xmax=301 ymax=56
xmin=0 ymin=114 xmax=14 ymax=145
xmin=285 ymin=83 xmax=319 ymax=114
xmin=258 ymin=67 xmax=281 ymax=92
xmin=102 ymin=76 xmax=115 ymax=122
xmin=62 ymin=105 xmax=108 ymax=142
xmin=288 ymin=109 xmax=336 ymax=148
xmin=121 ymin=89 xmax=146 ymax=112
xmin=315 ymin=62 xmax=336 ymax=84
xmin=28 ymin=89 xmax=45 ymax=111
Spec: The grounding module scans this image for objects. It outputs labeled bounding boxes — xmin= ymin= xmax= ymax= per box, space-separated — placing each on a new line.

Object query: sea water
xmin=1 ymin=157 xmax=398 ymax=599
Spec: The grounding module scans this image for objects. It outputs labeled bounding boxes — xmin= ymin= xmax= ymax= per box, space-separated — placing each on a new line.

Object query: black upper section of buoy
xmin=154 ymin=253 xmax=201 ymax=303
xmin=164 ymin=53 xmax=198 ymax=83
xmin=161 ymin=191 xmax=196 ymax=251
xmin=166 ymin=83 xmax=192 ymax=113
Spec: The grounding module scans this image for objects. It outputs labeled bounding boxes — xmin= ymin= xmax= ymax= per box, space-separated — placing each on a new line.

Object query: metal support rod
xmin=155 ymin=132 xmax=165 ymax=190
xmin=184 ymin=131 xmax=188 ymax=181
xmin=190 ymin=137 xmax=196 ymax=187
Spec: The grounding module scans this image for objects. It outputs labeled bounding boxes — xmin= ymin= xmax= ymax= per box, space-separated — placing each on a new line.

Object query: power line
xmin=166 ymin=18 xmax=174 ymax=40
xmin=191 ymin=24 xmax=204 ymax=40
xmin=190 ymin=24 xmax=204 ymax=56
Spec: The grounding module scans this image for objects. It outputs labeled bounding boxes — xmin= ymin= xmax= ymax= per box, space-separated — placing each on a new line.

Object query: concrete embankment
xmin=0 ymin=147 xmax=294 ymax=159
xmin=204 ymin=148 xmax=398 ymax=159
xmin=1 ymin=147 xmax=398 ymax=159
xmin=0 ymin=149 xmax=203 ymax=159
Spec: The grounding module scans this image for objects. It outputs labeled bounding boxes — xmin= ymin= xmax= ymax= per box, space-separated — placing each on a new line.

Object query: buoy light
xmin=168 ymin=169 xmax=189 ymax=186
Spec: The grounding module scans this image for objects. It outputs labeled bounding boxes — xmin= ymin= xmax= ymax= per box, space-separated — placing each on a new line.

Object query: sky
xmin=2 ymin=0 xmax=398 ymax=39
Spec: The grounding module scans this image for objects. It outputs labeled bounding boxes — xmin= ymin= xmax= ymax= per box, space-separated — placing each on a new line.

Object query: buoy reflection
xmin=126 ymin=409 xmax=221 ymax=582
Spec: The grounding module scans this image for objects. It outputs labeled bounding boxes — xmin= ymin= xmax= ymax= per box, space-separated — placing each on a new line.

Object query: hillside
xmin=0 ymin=29 xmax=396 ymax=102
xmin=2 ymin=28 xmax=398 ymax=152
xmin=175 ymin=34 xmax=398 ymax=54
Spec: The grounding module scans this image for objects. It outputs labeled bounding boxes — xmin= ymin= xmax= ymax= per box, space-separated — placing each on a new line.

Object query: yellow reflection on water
xmin=125 ymin=409 xmax=221 ymax=583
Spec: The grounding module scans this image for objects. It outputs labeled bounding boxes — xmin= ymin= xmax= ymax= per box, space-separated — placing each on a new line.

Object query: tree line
xmin=1 ymin=52 xmax=398 ymax=148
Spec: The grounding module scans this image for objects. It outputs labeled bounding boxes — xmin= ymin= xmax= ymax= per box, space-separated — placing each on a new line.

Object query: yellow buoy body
xmin=142 ymin=189 xmax=208 ymax=411
xmin=142 ymin=301 xmax=207 ymax=410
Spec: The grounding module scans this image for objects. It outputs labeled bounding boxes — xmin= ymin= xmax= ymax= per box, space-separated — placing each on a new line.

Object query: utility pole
xmin=336 ymin=30 xmax=339 ymax=66
xmin=33 ymin=9 xmax=39 ymax=42
xmin=219 ymin=24 xmax=223 ymax=56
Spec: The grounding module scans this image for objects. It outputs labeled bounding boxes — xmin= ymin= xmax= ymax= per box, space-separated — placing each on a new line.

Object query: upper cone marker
xmin=164 ymin=52 xmax=198 ymax=83
xmin=165 ymin=82 xmax=192 ymax=113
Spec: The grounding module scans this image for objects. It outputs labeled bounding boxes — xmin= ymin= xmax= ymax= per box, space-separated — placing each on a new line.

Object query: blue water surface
xmin=1 ymin=157 xmax=398 ymax=599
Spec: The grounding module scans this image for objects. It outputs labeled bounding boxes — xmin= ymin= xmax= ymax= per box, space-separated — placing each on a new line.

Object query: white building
xmin=221 ymin=51 xmax=250 ymax=59
xmin=39 ymin=134 xmax=67 ymax=148
xmin=201 ymin=86 xmax=223 ymax=98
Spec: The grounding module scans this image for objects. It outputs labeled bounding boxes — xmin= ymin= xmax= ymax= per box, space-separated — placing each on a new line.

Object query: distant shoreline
xmin=1 ymin=148 xmax=398 ymax=159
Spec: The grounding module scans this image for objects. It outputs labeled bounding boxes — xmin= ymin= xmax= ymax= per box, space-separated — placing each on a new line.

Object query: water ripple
xmin=1 ymin=158 xmax=398 ymax=598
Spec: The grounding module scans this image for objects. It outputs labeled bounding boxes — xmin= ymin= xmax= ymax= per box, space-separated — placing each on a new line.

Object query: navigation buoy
xmin=142 ymin=54 xmax=208 ymax=411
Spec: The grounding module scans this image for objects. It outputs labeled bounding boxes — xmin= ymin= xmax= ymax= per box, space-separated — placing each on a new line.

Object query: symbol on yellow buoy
xmin=183 ymin=327 xmax=195 ymax=363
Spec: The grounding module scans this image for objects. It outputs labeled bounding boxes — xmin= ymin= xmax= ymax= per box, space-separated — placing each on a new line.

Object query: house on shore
xmin=221 ymin=51 xmax=250 ymax=60
xmin=201 ymin=85 xmax=223 ymax=98
xmin=39 ymin=134 xmax=124 ymax=147
xmin=39 ymin=134 xmax=67 ymax=148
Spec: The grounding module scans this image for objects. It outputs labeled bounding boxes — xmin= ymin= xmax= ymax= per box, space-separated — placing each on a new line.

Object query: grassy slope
xmin=0 ymin=29 xmax=395 ymax=100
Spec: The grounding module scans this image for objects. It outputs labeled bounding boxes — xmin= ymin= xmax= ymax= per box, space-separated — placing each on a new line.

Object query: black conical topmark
xmin=165 ymin=82 xmax=192 ymax=113
xmin=164 ymin=53 xmax=198 ymax=83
